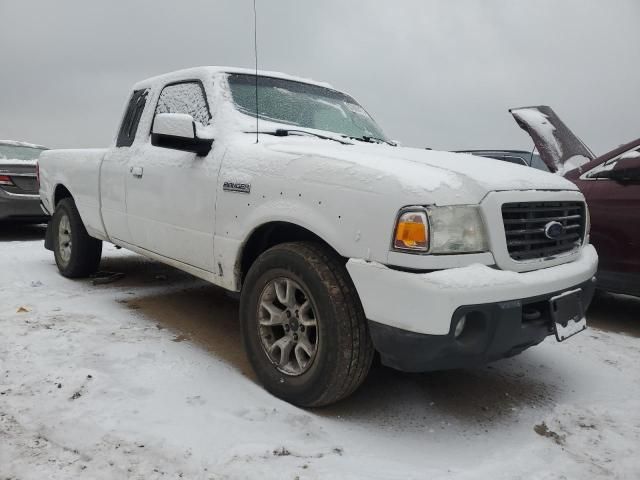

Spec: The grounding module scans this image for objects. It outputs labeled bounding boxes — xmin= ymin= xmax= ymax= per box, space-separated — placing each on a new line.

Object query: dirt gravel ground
xmin=114 ymin=255 xmax=640 ymax=427
xmin=1 ymin=223 xmax=639 ymax=479
xmin=588 ymin=291 xmax=640 ymax=338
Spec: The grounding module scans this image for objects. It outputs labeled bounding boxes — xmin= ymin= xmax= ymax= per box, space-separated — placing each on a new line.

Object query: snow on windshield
xmin=226 ymin=73 xmax=388 ymax=141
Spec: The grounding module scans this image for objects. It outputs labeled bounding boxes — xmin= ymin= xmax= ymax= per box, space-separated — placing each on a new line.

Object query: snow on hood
xmin=265 ymin=138 xmax=578 ymax=204
xmin=510 ymin=106 xmax=594 ymax=174
xmin=213 ymin=79 xmax=577 ymax=204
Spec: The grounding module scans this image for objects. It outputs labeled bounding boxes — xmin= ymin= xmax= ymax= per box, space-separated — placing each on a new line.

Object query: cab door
xmin=124 ymin=81 xmax=219 ymax=273
xmin=100 ymin=88 xmax=149 ymax=243
xmin=581 ymin=146 xmax=640 ymax=291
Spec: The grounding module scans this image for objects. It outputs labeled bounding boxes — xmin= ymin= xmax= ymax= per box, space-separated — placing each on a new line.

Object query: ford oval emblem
xmin=544 ymin=221 xmax=564 ymax=240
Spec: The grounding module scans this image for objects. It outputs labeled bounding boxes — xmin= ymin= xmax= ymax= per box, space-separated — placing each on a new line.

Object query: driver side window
xmin=154 ymin=82 xmax=211 ymax=127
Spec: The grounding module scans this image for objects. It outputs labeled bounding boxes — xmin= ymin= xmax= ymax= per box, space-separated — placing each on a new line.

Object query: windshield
xmin=0 ymin=144 xmax=46 ymax=160
xmin=471 ymin=151 xmax=550 ymax=172
xmin=227 ymin=73 xmax=389 ymax=141
xmin=529 ymin=153 xmax=550 ymax=172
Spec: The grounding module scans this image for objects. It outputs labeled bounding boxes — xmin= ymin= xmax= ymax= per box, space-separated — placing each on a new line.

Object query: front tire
xmin=51 ymin=198 xmax=102 ymax=278
xmin=240 ymin=242 xmax=374 ymax=407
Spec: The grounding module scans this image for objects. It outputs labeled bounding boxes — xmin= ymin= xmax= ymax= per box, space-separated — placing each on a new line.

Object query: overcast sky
xmin=1 ymin=0 xmax=638 ymax=154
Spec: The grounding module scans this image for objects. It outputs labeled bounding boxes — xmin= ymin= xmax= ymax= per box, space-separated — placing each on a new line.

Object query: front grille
xmin=502 ymin=201 xmax=585 ymax=261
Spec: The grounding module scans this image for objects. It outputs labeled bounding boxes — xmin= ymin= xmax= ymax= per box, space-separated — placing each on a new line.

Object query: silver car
xmin=0 ymin=140 xmax=48 ymax=222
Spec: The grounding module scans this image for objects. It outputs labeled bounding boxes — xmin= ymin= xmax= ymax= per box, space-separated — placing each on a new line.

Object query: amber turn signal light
xmin=394 ymin=210 xmax=429 ymax=251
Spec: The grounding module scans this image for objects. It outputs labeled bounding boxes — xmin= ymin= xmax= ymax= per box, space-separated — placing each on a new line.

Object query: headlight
xmin=428 ymin=206 xmax=488 ymax=253
xmin=392 ymin=205 xmax=488 ymax=254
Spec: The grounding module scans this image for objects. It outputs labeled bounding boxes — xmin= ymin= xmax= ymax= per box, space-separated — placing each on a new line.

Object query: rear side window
xmin=154 ymin=82 xmax=211 ymax=126
xmin=116 ymin=89 xmax=149 ymax=147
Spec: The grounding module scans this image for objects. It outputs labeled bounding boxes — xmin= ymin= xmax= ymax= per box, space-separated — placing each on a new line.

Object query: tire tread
xmin=242 ymin=241 xmax=374 ymax=407
xmin=53 ymin=198 xmax=102 ymax=278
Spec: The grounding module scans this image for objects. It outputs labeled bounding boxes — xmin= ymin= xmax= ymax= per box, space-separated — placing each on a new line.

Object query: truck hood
xmin=265 ymin=138 xmax=578 ymax=205
xmin=510 ymin=105 xmax=595 ymax=175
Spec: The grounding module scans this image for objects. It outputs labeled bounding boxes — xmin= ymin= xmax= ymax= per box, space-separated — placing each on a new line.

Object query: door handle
xmin=130 ymin=166 xmax=143 ymax=178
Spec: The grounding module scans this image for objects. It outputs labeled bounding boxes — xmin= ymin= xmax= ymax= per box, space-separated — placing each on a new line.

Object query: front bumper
xmin=0 ymin=190 xmax=48 ymax=222
xmin=368 ymin=278 xmax=595 ymax=372
xmin=347 ymin=244 xmax=598 ymax=371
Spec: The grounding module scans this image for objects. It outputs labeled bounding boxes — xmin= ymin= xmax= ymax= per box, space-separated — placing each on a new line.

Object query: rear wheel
xmin=51 ymin=198 xmax=102 ymax=278
xmin=240 ymin=242 xmax=374 ymax=407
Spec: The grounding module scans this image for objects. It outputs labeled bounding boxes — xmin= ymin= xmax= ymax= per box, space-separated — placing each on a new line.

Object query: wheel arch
xmin=53 ymin=184 xmax=73 ymax=206
xmin=237 ymin=221 xmax=343 ymax=287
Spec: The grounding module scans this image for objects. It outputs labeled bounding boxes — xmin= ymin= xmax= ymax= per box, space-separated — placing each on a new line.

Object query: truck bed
xmin=38 ymin=148 xmax=109 ymax=240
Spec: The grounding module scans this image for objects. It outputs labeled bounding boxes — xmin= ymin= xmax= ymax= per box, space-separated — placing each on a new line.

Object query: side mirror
xmin=608 ymin=156 xmax=640 ymax=182
xmin=151 ymin=113 xmax=213 ymax=156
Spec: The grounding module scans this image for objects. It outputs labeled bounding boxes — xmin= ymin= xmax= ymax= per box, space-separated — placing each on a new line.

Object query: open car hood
xmin=510 ymin=105 xmax=594 ymax=174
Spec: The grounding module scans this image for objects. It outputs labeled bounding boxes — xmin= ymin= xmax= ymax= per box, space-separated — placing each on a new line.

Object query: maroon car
xmin=511 ymin=106 xmax=640 ymax=297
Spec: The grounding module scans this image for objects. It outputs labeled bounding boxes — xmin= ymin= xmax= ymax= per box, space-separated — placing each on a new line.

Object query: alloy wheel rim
xmin=257 ymin=277 xmax=319 ymax=376
xmin=58 ymin=213 xmax=72 ymax=265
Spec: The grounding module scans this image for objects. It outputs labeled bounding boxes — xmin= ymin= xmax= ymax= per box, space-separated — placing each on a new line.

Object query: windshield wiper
xmin=247 ymin=129 xmax=352 ymax=145
xmin=348 ymin=135 xmax=397 ymax=146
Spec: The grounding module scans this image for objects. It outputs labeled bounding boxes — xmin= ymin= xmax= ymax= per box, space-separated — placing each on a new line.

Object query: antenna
xmin=253 ymin=0 xmax=259 ymax=143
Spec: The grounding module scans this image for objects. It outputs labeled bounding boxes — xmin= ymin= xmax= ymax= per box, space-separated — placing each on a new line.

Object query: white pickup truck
xmin=39 ymin=66 xmax=598 ymax=406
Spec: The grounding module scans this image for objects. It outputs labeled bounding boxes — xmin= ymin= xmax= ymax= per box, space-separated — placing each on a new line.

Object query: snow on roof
xmin=133 ymin=66 xmax=334 ymax=91
xmin=0 ymin=139 xmax=48 ymax=149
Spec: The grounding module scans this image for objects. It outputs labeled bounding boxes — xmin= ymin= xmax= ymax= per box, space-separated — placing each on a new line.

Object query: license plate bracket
xmin=549 ymin=288 xmax=586 ymax=342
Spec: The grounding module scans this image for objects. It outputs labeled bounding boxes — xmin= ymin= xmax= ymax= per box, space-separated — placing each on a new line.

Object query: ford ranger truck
xmin=38 ymin=67 xmax=598 ymax=407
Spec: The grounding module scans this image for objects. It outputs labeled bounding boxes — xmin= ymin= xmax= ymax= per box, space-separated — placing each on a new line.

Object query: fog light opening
xmin=453 ymin=310 xmax=488 ymax=346
xmin=454 ymin=315 xmax=467 ymax=338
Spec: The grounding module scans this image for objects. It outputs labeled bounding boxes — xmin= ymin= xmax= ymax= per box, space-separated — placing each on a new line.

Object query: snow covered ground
xmin=1 ymin=225 xmax=639 ymax=479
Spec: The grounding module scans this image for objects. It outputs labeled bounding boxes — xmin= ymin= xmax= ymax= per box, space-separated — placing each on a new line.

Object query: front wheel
xmin=51 ymin=198 xmax=102 ymax=278
xmin=240 ymin=242 xmax=374 ymax=407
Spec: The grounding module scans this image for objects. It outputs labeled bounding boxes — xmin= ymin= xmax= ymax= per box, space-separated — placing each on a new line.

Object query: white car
xmin=38 ymin=66 xmax=598 ymax=406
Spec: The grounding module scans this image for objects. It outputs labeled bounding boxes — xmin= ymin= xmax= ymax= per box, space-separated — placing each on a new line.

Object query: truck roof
xmin=133 ymin=66 xmax=334 ymax=91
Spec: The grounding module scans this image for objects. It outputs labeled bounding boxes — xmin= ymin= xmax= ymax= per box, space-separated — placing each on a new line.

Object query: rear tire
xmin=51 ymin=198 xmax=102 ymax=278
xmin=240 ymin=242 xmax=374 ymax=407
